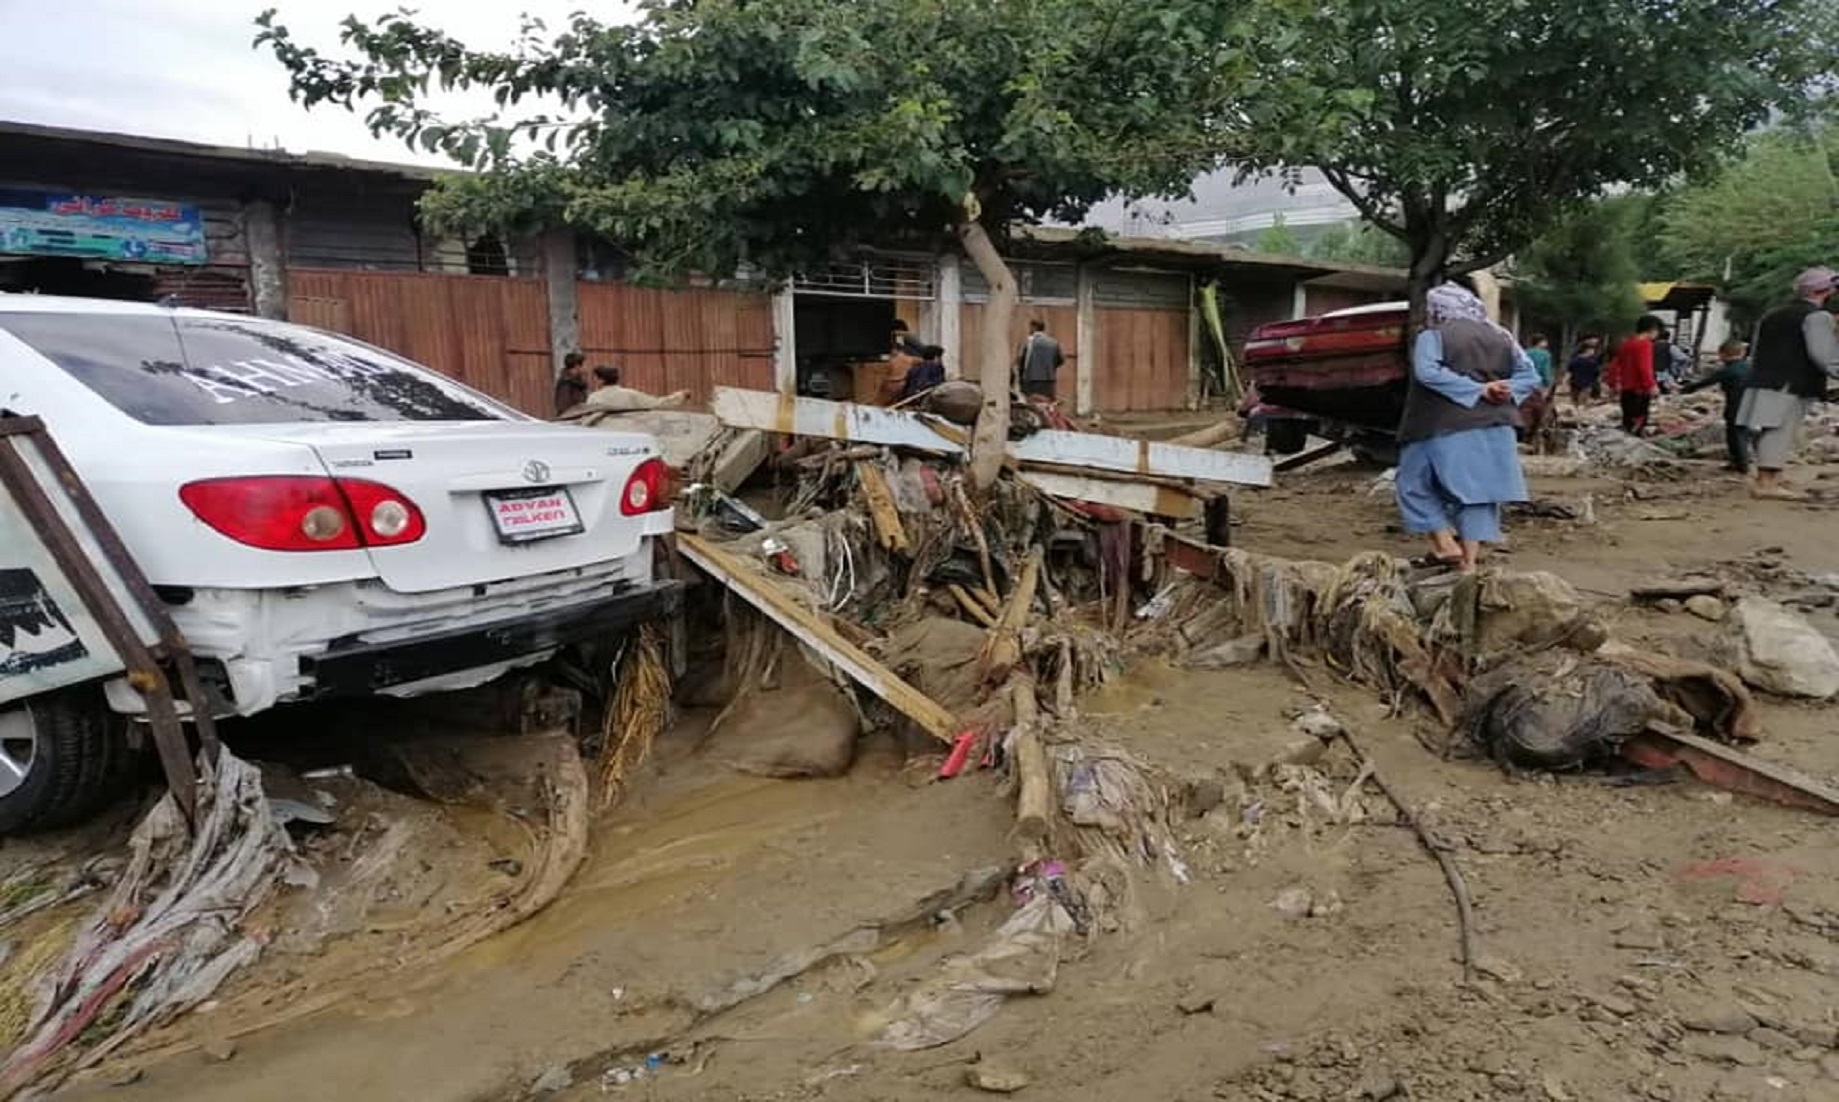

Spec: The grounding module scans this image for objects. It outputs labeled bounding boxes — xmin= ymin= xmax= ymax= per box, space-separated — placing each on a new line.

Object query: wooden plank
xmin=711 ymin=387 xmax=966 ymax=454
xmin=1625 ymin=726 xmax=1839 ymax=816
xmin=1017 ymin=469 xmax=1205 ymax=519
xmin=855 ymin=461 xmax=912 ymax=554
xmin=1010 ymin=430 xmax=1273 ymax=488
xmin=677 ymin=533 xmax=959 ymax=743
xmin=981 ymin=547 xmax=1042 ymax=683
xmin=1012 ymin=679 xmax=1050 ymax=846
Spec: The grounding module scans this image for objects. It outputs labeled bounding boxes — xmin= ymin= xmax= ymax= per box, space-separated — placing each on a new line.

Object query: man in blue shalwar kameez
xmin=1394 ymin=283 xmax=1544 ymax=573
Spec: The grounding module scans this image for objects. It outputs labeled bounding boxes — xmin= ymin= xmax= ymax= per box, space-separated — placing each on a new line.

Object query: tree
xmin=1660 ymin=126 xmax=1839 ymax=325
xmin=1509 ymin=200 xmax=1645 ymax=357
xmin=1225 ymin=0 xmax=1835 ymax=325
xmin=256 ymin=0 xmax=1246 ymax=488
xmin=1307 ymin=220 xmax=1410 ymax=268
xmin=1253 ymin=214 xmax=1301 ymax=256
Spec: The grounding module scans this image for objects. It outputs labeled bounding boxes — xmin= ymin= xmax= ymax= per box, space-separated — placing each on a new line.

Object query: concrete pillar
xmin=772 ymin=283 xmax=798 ymax=393
xmin=1075 ymin=262 xmax=1097 ymax=416
xmin=1290 ymin=280 xmax=1309 ymax=320
xmin=244 ymin=200 xmax=287 ymax=320
xmin=938 ymin=253 xmax=963 ymax=379
xmin=541 ymin=229 xmax=580 ymax=375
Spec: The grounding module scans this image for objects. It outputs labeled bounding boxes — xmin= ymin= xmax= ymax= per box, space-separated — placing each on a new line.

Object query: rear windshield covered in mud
xmin=0 ymin=312 xmax=514 ymax=425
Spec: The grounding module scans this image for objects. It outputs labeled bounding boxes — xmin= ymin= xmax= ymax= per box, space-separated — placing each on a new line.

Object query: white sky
xmin=0 ymin=0 xmax=634 ymax=167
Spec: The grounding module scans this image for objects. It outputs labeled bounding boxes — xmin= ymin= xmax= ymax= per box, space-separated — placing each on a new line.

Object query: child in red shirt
xmin=1608 ymin=315 xmax=1664 ymax=434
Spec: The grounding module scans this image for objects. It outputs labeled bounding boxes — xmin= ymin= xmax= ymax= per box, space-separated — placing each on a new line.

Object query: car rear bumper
xmin=299 ymin=579 xmax=683 ymax=698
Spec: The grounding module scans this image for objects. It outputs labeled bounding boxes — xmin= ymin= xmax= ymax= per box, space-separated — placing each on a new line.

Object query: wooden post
xmin=1012 ymin=679 xmax=1051 ymax=846
xmin=981 ymin=547 xmax=1043 ymax=683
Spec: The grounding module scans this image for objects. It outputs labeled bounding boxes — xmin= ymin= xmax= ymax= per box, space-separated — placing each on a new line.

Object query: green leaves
xmin=258 ymin=0 xmax=1242 ymax=282
xmin=1224 ymin=0 xmax=1835 ymax=296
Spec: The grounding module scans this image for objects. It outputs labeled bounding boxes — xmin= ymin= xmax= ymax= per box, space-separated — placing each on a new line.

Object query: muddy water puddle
xmin=78 ymin=734 xmax=1011 ymax=1102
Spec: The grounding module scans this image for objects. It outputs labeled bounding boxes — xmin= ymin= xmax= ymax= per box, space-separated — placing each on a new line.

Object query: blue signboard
xmin=0 ymin=189 xmax=208 ymax=266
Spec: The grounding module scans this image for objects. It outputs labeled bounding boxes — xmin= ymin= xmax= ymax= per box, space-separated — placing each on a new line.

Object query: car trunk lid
xmin=206 ymin=422 xmax=659 ymax=592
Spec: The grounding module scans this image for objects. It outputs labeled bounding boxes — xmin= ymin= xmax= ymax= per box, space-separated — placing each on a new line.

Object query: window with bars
xmin=793 ymin=257 xmax=937 ymax=299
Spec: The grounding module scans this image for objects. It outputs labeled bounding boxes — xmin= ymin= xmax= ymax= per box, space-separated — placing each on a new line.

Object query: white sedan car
xmin=0 ymin=295 xmax=681 ymax=833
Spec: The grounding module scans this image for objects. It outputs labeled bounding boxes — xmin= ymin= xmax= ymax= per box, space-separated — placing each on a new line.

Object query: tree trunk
xmin=1405 ymin=222 xmax=1450 ymax=336
xmin=961 ymin=218 xmax=1017 ymax=492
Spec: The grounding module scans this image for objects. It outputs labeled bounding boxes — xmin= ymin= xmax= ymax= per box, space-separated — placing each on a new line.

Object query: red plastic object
xmin=938 ymin=729 xmax=980 ymax=779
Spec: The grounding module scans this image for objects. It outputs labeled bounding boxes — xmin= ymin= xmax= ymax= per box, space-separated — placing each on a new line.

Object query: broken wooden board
xmin=1016 ymin=469 xmax=1205 ymax=520
xmin=708 ymin=428 xmax=773 ymax=493
xmin=855 ymin=461 xmax=912 ymax=554
xmin=1624 ymin=725 xmax=1839 ymax=816
xmin=1009 ymin=430 xmax=1273 ymax=488
xmin=712 ymin=388 xmax=1272 ymax=489
xmin=711 ymin=387 xmax=966 ymax=454
xmin=677 ymin=533 xmax=959 ymax=744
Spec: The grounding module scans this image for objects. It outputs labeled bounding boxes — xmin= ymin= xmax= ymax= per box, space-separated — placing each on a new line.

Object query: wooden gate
xmin=286 ymin=269 xmax=553 ymax=415
xmin=575 ymin=282 xmax=775 ymax=403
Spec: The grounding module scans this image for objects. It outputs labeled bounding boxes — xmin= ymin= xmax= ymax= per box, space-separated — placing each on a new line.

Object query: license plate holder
xmin=484 ymin=485 xmax=585 ymax=545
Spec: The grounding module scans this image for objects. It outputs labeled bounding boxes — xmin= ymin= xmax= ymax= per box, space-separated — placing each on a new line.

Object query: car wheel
xmin=0 ymin=691 xmax=137 ymax=835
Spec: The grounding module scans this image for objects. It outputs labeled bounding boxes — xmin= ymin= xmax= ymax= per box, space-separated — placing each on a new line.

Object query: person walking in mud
xmin=1681 ymin=338 xmax=1752 ymax=474
xmin=1565 ymin=335 xmax=1604 ymax=407
xmin=1394 ymin=283 xmax=1544 ymax=573
xmin=1606 ymin=316 xmax=1663 ymax=435
xmin=1737 ymin=267 xmax=1839 ymax=499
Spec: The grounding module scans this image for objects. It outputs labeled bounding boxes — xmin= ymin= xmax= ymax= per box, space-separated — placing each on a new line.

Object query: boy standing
xmin=1682 ymin=339 xmax=1753 ymax=472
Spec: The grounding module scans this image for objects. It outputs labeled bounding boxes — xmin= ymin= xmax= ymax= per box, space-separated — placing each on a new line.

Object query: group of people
xmin=1397 ymin=266 xmax=1839 ymax=573
xmin=552 ymin=351 xmax=689 ymax=417
xmin=886 ymin=317 xmax=1066 ymax=403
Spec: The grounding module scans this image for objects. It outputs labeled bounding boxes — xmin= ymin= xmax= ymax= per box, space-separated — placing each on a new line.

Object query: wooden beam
xmin=1009 ymin=429 xmax=1273 ymax=488
xmin=949 ymin=584 xmax=999 ymax=627
xmin=677 ymin=533 xmax=959 ymax=743
xmin=711 ymin=387 xmax=1273 ymax=489
xmin=855 ymin=461 xmax=912 ymax=554
xmin=1017 ymin=469 xmax=1205 ymax=519
xmin=1011 ymin=680 xmax=1050 ymax=846
xmin=981 ymin=547 xmax=1043 ymax=683
xmin=711 ymin=387 xmax=966 ymax=453
xmin=1624 ymin=725 xmax=1839 ymax=816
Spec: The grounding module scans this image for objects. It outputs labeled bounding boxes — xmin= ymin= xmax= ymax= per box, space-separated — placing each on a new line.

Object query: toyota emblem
xmin=521 ymin=459 xmax=551 ymax=484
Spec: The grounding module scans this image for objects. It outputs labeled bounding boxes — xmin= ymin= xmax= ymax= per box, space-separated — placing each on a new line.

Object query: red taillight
xmin=179 ymin=477 xmax=425 ymax=552
xmin=338 ymin=478 xmax=427 ymax=546
xmin=620 ymin=458 xmax=671 ymax=516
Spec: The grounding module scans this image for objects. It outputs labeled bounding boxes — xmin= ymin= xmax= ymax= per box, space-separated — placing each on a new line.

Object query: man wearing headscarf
xmin=1736 ymin=267 xmax=1839 ymax=499
xmin=1393 ymin=283 xmax=1544 ymax=572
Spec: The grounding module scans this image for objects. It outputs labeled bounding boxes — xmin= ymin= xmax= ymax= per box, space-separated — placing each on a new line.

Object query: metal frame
xmin=0 ymin=415 xmax=216 ymax=824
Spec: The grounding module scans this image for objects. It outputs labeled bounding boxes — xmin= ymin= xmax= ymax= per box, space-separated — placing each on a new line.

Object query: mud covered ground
xmin=19 ymin=424 xmax=1839 ymax=1102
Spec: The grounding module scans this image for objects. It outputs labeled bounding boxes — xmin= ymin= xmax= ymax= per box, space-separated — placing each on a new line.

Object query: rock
xmin=1291 ymin=706 xmax=1344 ymax=741
xmin=1750 ymin=1027 xmax=1799 ymax=1053
xmin=1680 ymin=1002 xmax=1758 ymax=1035
xmin=1591 ymin=992 xmax=1639 ymax=1018
xmin=922 ymin=380 xmax=984 ymax=425
xmin=1792 ymin=1024 xmax=1839 ymax=1049
xmin=200 ymin=1039 xmax=237 ymax=1064
xmin=1474 ymin=952 xmax=1524 ymax=985
xmin=1657 ymin=598 xmax=1684 ymax=615
xmin=1613 ymin=921 xmax=1667 ymax=951
xmin=1189 ymin=634 xmax=1267 ymax=669
xmin=1273 ymin=886 xmax=1315 ymax=920
xmin=966 ymin=1063 xmax=1031 ymax=1093
xmin=1681 ymin=1033 xmax=1765 ymax=1066
xmin=1685 ymin=595 xmax=1727 ymax=622
xmin=531 ymin=1064 xmax=573 ymax=1093
xmin=1344 ymin=1070 xmax=1401 ymax=1100
xmin=1541 ymin=1073 xmax=1574 ymax=1101
xmin=1186 ymin=777 xmax=1228 ymax=817
xmin=1720 ymin=597 xmax=1839 ymax=700
xmin=1178 ymin=992 xmax=1219 ymax=1015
